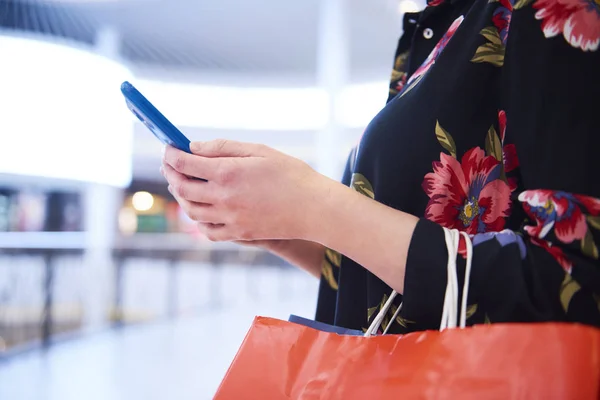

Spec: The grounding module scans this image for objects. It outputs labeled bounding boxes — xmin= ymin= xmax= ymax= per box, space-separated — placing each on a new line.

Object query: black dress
xmin=315 ymin=0 xmax=600 ymax=333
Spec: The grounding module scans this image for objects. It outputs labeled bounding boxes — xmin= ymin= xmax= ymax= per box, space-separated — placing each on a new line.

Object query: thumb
xmin=190 ymin=139 xmax=266 ymax=158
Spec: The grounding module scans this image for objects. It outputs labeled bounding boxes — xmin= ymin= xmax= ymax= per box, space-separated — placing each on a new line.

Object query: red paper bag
xmin=215 ymin=230 xmax=600 ymax=399
xmin=214 ymin=317 xmax=600 ymax=399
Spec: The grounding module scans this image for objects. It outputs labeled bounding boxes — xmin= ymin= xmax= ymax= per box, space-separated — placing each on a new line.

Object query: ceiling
xmin=1 ymin=0 xmax=422 ymax=83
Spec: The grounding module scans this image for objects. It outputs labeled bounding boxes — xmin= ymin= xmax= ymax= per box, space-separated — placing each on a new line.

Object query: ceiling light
xmin=0 ymin=33 xmax=133 ymax=187
xmin=132 ymin=191 xmax=154 ymax=212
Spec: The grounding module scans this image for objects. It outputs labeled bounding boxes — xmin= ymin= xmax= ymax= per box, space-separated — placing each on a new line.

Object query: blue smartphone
xmin=120 ymin=81 xmax=192 ymax=153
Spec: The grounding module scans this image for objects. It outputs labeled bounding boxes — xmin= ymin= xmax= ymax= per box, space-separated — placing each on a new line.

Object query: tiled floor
xmin=0 ymin=269 xmax=318 ymax=400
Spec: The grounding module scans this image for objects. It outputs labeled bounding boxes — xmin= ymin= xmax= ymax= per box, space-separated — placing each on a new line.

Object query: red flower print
xmin=497 ymin=110 xmax=520 ymax=191
xmin=396 ymin=74 xmax=407 ymax=92
xmin=423 ymin=148 xmax=512 ymax=234
xmin=498 ymin=109 xmax=508 ymax=141
xmin=502 ymin=144 xmax=519 ymax=174
xmin=533 ymin=0 xmax=600 ymax=51
xmin=492 ymin=0 xmax=515 ymax=44
xmin=406 ymin=15 xmax=464 ymax=87
xmin=427 ymin=0 xmax=446 ymax=6
xmin=530 ymin=237 xmax=574 ymax=272
xmin=519 ymin=190 xmax=600 ymax=243
xmin=457 ymin=235 xmax=469 ymax=258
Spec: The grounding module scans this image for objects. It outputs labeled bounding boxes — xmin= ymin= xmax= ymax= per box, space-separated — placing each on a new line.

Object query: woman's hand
xmin=162 ymin=139 xmax=332 ymax=242
xmin=162 ymin=138 xmax=419 ymax=293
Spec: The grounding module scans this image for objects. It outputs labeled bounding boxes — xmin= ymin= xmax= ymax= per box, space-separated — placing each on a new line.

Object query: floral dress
xmin=315 ymin=0 xmax=600 ymax=333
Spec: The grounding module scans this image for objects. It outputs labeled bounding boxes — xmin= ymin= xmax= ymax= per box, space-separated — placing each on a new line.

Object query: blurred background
xmin=0 ymin=0 xmax=425 ymax=398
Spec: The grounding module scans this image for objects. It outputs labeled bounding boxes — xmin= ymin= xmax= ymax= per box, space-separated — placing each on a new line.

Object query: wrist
xmin=296 ymin=170 xmax=420 ymax=292
xmin=301 ymin=174 xmax=355 ymax=244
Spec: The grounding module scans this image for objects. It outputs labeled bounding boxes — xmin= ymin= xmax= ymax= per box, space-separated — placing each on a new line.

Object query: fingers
xmin=190 ymin=139 xmax=268 ymax=158
xmin=161 ymin=163 xmax=221 ymax=224
xmin=163 ymin=146 xmax=221 ymax=181
xmin=166 ymin=183 xmax=221 ymax=224
xmin=162 ymin=163 xmax=217 ymax=204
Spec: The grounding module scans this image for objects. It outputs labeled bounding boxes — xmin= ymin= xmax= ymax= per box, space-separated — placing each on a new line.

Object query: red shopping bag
xmin=214 ymin=317 xmax=600 ymax=399
xmin=215 ymin=230 xmax=600 ymax=399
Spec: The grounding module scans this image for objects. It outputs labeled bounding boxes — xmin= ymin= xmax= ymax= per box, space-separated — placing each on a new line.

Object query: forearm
xmin=306 ymin=179 xmax=419 ymax=293
xmin=267 ymin=239 xmax=325 ymax=279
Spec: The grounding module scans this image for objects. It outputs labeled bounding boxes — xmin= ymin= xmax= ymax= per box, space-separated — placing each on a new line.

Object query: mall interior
xmin=0 ymin=0 xmax=424 ymax=398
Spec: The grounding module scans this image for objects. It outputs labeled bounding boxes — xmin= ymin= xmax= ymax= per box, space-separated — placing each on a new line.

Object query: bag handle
xmin=364 ymin=228 xmax=473 ymax=337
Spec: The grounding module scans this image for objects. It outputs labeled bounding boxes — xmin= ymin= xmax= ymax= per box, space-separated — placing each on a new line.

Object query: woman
xmin=161 ymin=0 xmax=600 ymax=333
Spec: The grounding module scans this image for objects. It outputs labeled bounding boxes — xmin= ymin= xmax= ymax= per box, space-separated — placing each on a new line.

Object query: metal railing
xmin=0 ymin=232 xmax=290 ymax=354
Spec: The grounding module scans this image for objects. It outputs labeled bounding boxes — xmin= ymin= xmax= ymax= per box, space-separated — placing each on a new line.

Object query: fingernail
xmin=160 ymin=166 xmax=164 ymax=176
xmin=167 ymin=185 xmax=172 ymax=194
xmin=161 ymin=146 xmax=167 ymax=156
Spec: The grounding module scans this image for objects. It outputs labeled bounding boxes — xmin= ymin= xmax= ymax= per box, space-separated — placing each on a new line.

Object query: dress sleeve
xmin=400 ymin=2 xmax=600 ymax=330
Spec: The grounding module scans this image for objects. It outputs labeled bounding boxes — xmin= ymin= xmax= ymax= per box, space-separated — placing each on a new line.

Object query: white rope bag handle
xmin=364 ymin=228 xmax=473 ymax=337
